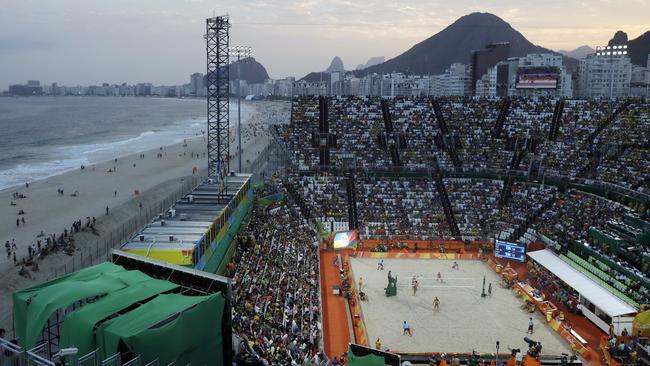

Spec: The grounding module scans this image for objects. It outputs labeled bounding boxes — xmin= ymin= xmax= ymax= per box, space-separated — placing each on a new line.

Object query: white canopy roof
xmin=527 ymin=249 xmax=637 ymax=317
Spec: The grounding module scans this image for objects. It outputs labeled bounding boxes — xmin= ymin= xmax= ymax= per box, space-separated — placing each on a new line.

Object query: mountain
xmin=609 ymin=31 xmax=650 ymax=66
xmin=629 ymin=32 xmax=650 ymax=66
xmin=228 ymin=57 xmax=269 ymax=84
xmin=356 ymin=56 xmax=386 ymax=70
xmin=300 ymin=56 xmax=345 ymax=81
xmin=357 ymin=12 xmax=555 ymax=76
xmin=558 ymin=45 xmax=595 ymax=59
xmin=609 ymin=31 xmax=629 ymax=46
xmin=324 ymin=56 xmax=345 ymax=73
xmin=300 ymin=72 xmax=329 ymax=83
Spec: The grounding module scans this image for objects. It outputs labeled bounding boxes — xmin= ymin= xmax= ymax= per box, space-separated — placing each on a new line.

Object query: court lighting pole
xmin=229 ymin=45 xmax=252 ymax=172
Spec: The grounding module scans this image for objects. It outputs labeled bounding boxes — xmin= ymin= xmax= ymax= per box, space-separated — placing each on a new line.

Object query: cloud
xmin=0 ymin=0 xmax=648 ymax=88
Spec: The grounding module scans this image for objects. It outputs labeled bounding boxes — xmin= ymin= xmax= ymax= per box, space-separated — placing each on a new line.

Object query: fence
xmin=0 ymin=337 xmax=175 ymax=366
xmin=47 ymin=174 xmax=204 ymax=281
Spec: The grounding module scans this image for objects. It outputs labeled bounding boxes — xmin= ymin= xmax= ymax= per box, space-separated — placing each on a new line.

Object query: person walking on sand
xmin=433 ymin=297 xmax=440 ymax=312
xmin=412 ymin=275 xmax=419 ymax=296
xmin=106 ymin=206 xmax=110 ymax=215
xmin=114 ymin=190 xmax=117 ymax=197
xmin=403 ymin=321 xmax=412 ymax=336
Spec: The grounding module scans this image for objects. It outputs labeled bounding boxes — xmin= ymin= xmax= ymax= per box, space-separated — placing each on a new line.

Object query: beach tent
xmin=60 ymin=278 xmax=178 ymax=356
xmin=13 ymin=262 xmax=142 ymax=349
xmin=13 ymin=262 xmax=225 ymax=365
xmin=96 ymin=293 xmax=225 ymax=366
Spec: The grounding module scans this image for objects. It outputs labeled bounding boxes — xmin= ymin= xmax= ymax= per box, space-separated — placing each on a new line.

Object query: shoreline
xmin=0 ymin=97 xmax=258 ymax=192
xmin=0 ymin=135 xmax=205 ymax=195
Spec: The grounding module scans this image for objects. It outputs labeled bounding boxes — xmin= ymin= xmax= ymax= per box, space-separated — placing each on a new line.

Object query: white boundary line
xmin=396 ymin=285 xmax=475 ymax=288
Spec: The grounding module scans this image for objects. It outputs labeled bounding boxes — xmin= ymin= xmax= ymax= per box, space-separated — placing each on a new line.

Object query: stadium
xmin=1 ymin=10 xmax=649 ymax=364
xmin=265 ymin=95 xmax=649 ymax=365
xmin=4 ymin=93 xmax=648 ymax=366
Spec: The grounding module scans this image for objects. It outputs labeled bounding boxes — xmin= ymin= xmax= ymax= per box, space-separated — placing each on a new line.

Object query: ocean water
xmin=0 ymin=96 xmax=251 ymax=190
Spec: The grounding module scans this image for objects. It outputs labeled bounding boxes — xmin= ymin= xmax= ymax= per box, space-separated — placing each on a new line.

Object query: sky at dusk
xmin=0 ymin=0 xmax=649 ymax=89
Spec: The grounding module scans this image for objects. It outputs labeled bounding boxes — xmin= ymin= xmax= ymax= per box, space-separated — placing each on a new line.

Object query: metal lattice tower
xmin=206 ymin=16 xmax=230 ymax=178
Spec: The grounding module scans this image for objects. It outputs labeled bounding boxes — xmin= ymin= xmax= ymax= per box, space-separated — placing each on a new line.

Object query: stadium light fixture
xmin=228 ymin=45 xmax=253 ymax=172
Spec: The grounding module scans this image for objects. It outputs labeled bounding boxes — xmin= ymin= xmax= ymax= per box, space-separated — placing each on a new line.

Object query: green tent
xmin=60 ymin=278 xmax=178 ymax=356
xmin=96 ymin=293 xmax=225 ymax=366
xmin=13 ymin=262 xmax=145 ymax=349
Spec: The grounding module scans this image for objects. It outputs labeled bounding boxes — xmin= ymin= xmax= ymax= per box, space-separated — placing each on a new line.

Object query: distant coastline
xmin=0 ymin=97 xmax=255 ymax=191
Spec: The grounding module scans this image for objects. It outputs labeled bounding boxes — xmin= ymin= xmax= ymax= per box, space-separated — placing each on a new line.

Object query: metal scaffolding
xmin=205 ymin=16 xmax=230 ymax=179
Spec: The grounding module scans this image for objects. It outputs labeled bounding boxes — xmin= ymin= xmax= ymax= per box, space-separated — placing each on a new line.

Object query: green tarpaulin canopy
xmin=13 ymin=262 xmax=226 ymax=365
xmin=13 ymin=262 xmax=146 ymax=349
xmin=60 ymin=278 xmax=178 ymax=356
xmin=97 ymin=293 xmax=224 ymax=366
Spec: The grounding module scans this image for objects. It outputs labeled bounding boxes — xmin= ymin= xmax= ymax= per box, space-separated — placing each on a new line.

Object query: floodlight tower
xmin=229 ymin=45 xmax=252 ymax=172
xmin=205 ymin=16 xmax=230 ymax=181
xmin=595 ymin=44 xmax=628 ymax=99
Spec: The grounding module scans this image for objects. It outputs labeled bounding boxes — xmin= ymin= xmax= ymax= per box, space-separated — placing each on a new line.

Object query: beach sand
xmin=0 ymin=100 xmax=289 ymax=333
xmin=349 ymin=257 xmax=571 ymax=355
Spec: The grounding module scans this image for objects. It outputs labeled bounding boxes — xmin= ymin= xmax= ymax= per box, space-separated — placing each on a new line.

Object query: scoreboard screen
xmin=494 ymin=240 xmax=526 ymax=261
xmin=515 ymin=67 xmax=559 ymax=89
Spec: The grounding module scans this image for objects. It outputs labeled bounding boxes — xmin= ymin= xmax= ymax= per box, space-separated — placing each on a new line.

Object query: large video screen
xmin=333 ymin=230 xmax=359 ymax=250
xmin=516 ymin=67 xmax=558 ymax=89
xmin=494 ymin=240 xmax=526 ymax=261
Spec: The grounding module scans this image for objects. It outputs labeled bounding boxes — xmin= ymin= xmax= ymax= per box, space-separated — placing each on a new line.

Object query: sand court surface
xmin=350 ymin=257 xmax=571 ymax=355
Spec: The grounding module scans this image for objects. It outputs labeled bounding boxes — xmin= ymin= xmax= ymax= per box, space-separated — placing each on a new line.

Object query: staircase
xmin=318 ymin=96 xmax=329 ymax=133
xmin=548 ymin=99 xmax=565 ymax=141
xmin=389 ymin=146 xmax=402 ymax=167
xmin=499 ymin=177 xmax=514 ymax=206
xmin=380 ymin=99 xmax=403 ymax=168
xmin=493 ymin=98 xmax=511 ymax=138
xmin=317 ymin=96 xmax=331 ymax=168
xmin=346 ymin=177 xmax=359 ymax=230
xmin=509 ymin=149 xmax=527 ymax=171
xmin=381 ymin=99 xmax=394 ymax=134
xmin=433 ymin=171 xmax=461 ymax=237
xmin=432 ymin=99 xmax=461 ymax=167
xmin=446 ymin=139 xmax=462 ymax=168
xmin=432 ymin=98 xmax=448 ymax=134
xmin=528 ymin=157 xmax=542 ymax=180
xmin=586 ymin=100 xmax=632 ymax=144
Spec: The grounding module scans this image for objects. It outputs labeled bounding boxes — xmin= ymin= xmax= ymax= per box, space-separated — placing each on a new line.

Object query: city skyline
xmin=1 ymin=0 xmax=649 ymax=90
